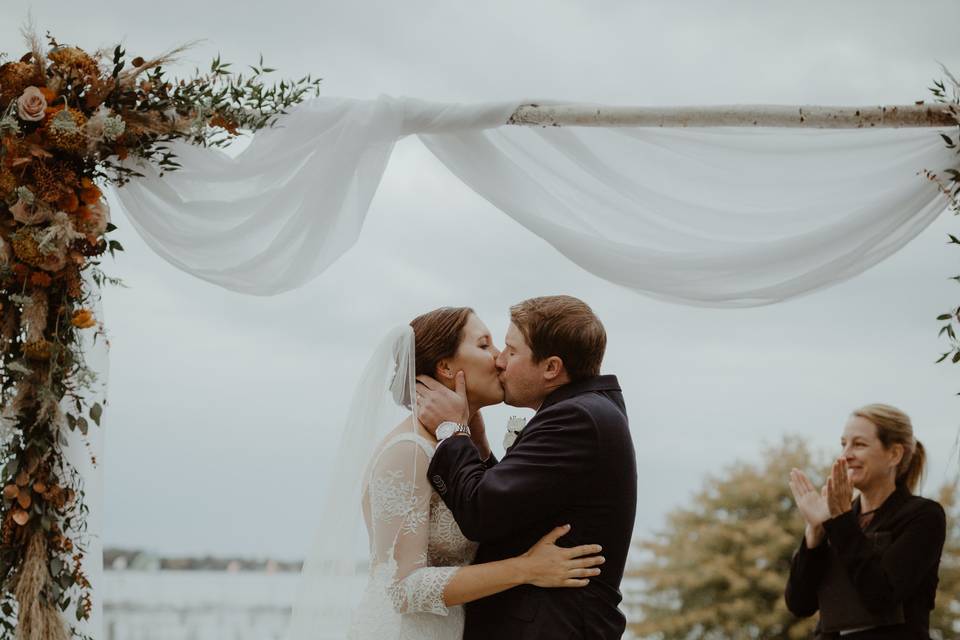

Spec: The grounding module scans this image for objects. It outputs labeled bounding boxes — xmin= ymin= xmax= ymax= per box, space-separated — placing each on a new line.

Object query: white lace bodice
xmin=349 ymin=432 xmax=476 ymax=640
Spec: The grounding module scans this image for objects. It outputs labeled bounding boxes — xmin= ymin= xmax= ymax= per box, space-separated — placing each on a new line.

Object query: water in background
xmin=103 ymin=570 xmax=365 ymax=640
xmin=104 ymin=571 xmax=643 ymax=640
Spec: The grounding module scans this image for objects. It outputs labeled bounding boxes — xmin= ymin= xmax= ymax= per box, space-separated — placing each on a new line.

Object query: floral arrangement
xmin=0 ymin=28 xmax=320 ymax=640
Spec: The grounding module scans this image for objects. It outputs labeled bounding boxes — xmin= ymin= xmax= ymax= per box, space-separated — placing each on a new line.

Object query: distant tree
xmin=627 ymin=436 xmax=823 ymax=639
xmin=627 ymin=437 xmax=960 ymax=640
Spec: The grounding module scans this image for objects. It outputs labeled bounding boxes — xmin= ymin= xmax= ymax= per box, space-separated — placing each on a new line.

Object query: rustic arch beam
xmin=506 ymin=103 xmax=956 ymax=128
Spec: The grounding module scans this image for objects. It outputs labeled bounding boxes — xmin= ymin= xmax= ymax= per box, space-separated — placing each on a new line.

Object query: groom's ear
xmin=542 ymin=356 xmax=565 ymax=382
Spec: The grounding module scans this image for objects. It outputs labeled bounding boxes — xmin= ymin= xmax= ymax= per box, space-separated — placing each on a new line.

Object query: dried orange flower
xmin=32 ymin=160 xmax=78 ymax=202
xmin=12 ymin=232 xmax=42 ymax=266
xmin=71 ymin=309 xmax=96 ymax=329
xmin=0 ymin=169 xmax=16 ymax=198
xmin=209 ymin=114 xmax=239 ymax=135
xmin=79 ymin=184 xmax=101 ymax=205
xmin=30 ymin=272 xmax=52 ymax=287
xmin=57 ymin=190 xmax=80 ymax=212
xmin=65 ymin=267 xmax=83 ymax=298
xmin=23 ymin=339 xmax=51 ymax=361
xmin=47 ymin=47 xmax=100 ymax=79
xmin=0 ymin=62 xmax=41 ymax=105
xmin=43 ymin=108 xmax=88 ymax=154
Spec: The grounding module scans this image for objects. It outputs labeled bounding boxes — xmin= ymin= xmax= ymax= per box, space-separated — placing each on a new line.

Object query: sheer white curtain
xmin=112 ymin=97 xmax=515 ymax=295
xmin=112 ymin=95 xmax=955 ymax=306
xmin=422 ymin=124 xmax=953 ymax=305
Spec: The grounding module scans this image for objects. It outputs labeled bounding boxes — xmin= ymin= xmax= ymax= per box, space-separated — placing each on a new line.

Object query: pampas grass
xmin=13 ymin=532 xmax=67 ymax=640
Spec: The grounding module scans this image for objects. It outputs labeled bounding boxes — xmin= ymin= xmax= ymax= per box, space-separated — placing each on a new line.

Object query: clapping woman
xmin=785 ymin=404 xmax=946 ymax=639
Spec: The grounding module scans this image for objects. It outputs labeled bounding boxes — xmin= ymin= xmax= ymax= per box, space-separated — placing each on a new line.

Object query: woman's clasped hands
xmin=788 ymin=458 xmax=855 ymax=548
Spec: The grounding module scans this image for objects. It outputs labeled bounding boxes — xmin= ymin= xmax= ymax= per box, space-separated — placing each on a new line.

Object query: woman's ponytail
xmin=900 ymin=439 xmax=926 ymax=494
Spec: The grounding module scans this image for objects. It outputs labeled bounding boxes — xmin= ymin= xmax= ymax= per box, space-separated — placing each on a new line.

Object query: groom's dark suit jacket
xmin=427 ymin=375 xmax=637 ymax=640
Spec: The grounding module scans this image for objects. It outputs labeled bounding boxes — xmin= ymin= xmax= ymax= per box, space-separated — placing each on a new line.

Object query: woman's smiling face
xmin=840 ymin=415 xmax=903 ymax=491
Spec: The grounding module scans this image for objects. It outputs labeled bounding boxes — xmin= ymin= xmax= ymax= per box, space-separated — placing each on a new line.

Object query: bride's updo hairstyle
xmin=852 ymin=403 xmax=927 ymax=494
xmin=392 ymin=306 xmax=474 ymax=408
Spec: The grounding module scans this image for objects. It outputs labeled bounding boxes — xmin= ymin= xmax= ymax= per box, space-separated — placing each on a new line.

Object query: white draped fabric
xmin=112 ymin=95 xmax=956 ymax=306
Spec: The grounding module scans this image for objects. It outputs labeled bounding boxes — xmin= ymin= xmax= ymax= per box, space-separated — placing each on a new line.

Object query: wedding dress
xmin=286 ymin=326 xmax=475 ymax=640
xmin=348 ymin=431 xmax=477 ymax=639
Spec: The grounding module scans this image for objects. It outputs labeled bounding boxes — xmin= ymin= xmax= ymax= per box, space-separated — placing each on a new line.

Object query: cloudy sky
xmin=4 ymin=0 xmax=960 ymax=562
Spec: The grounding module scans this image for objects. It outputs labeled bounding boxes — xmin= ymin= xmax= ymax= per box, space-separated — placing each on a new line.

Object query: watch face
xmin=436 ymin=422 xmax=457 ymax=440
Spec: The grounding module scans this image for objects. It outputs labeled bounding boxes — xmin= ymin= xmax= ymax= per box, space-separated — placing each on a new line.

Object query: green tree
xmin=627 ymin=438 xmax=960 ymax=640
xmin=628 ymin=437 xmax=823 ymax=639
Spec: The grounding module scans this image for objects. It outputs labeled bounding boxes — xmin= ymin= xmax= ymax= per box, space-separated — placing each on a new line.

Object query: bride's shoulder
xmin=365 ymin=426 xmax=435 ymax=487
xmin=374 ymin=421 xmax=436 ymax=461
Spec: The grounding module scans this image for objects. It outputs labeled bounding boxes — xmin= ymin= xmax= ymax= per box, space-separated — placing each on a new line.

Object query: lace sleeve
xmin=368 ymin=438 xmax=460 ymax=616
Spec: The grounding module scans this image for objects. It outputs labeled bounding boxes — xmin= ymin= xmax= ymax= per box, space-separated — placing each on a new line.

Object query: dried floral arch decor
xmin=0 ymin=32 xmax=320 ymax=640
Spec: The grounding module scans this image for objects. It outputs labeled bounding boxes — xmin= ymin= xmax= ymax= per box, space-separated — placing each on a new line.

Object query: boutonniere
xmin=502 ymin=416 xmax=527 ymax=450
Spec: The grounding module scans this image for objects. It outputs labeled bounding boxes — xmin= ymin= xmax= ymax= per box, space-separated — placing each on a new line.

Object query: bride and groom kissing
xmin=329 ymin=295 xmax=638 ymax=640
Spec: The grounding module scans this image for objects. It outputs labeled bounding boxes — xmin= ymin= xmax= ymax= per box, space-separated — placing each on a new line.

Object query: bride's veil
xmin=286 ymin=325 xmax=418 ymax=639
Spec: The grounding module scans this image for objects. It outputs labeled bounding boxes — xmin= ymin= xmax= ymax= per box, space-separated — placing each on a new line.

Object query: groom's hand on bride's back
xmin=416 ymin=372 xmax=470 ymax=433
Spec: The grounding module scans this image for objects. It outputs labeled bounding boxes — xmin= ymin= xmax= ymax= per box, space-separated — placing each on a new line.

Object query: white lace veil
xmin=286 ymin=325 xmax=419 ymax=639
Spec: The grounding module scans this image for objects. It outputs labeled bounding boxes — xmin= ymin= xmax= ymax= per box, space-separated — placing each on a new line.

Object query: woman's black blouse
xmin=785 ymin=484 xmax=946 ymax=639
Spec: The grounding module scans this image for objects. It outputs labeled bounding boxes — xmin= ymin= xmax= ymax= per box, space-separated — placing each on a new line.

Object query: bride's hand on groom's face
xmin=415 ymin=372 xmax=469 ymax=433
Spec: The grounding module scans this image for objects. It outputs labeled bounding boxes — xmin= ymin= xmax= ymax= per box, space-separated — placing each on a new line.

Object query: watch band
xmin=436 ymin=421 xmax=470 ymax=441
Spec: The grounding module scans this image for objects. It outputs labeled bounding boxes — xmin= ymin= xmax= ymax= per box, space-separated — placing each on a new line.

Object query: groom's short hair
xmin=510 ymin=295 xmax=606 ymax=381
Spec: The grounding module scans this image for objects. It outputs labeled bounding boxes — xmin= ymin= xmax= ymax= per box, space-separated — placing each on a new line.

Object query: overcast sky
xmin=3 ymin=0 xmax=960 ymax=561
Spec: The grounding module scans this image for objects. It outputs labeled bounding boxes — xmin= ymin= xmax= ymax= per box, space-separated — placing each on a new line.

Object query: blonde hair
xmin=852 ymin=403 xmax=926 ymax=494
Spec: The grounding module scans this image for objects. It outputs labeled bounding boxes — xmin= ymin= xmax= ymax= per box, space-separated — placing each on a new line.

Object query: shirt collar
xmin=537 ymin=374 xmax=621 ymax=412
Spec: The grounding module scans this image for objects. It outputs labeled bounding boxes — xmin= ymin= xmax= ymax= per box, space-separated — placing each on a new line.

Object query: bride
xmin=287 ymin=307 xmax=604 ymax=640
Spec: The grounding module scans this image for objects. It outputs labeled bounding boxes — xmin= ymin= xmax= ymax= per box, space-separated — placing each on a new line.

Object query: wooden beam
xmin=506 ymin=103 xmax=957 ymax=128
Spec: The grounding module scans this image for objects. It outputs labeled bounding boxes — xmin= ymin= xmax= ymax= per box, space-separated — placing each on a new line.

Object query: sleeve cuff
xmin=794 ymin=535 xmax=829 ymax=567
xmin=798 ymin=536 xmax=827 ymax=555
xmin=481 ymin=453 xmax=498 ymax=469
xmin=823 ymin=510 xmax=861 ymax=549
xmin=436 ymin=434 xmax=469 ymax=451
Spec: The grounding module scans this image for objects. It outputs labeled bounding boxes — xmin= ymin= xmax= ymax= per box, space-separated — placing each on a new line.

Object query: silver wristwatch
xmin=436 ymin=421 xmax=471 ymax=441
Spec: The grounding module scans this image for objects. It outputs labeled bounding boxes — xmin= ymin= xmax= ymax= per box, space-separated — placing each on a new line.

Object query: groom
xmin=417 ymin=295 xmax=637 ymax=640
